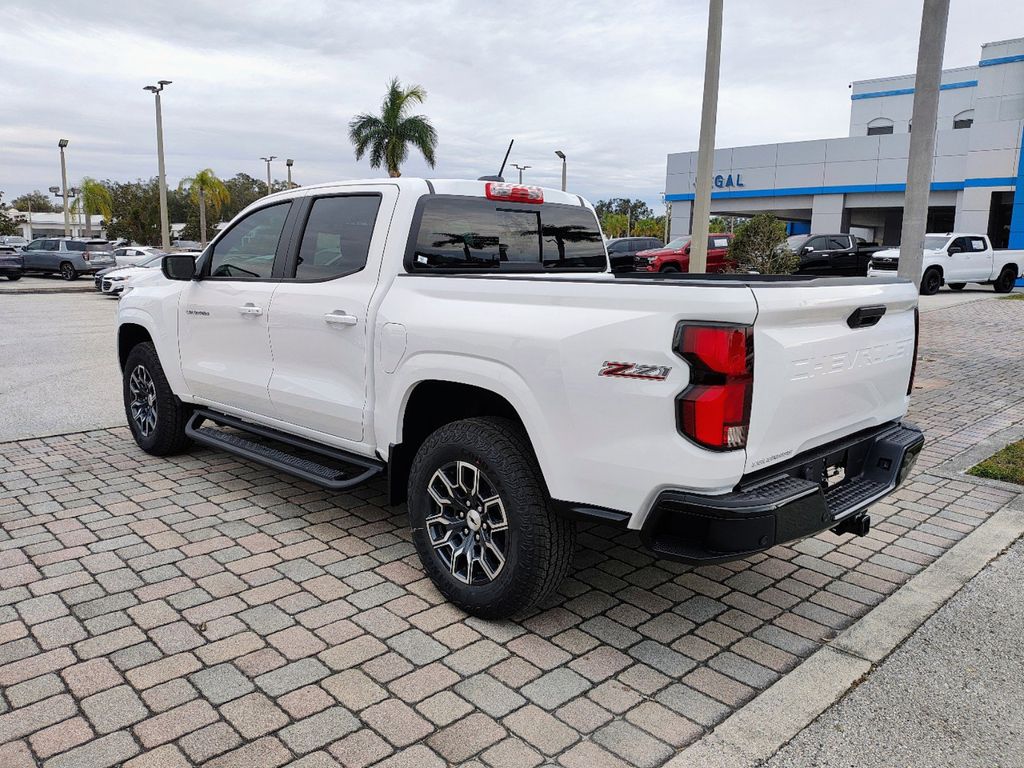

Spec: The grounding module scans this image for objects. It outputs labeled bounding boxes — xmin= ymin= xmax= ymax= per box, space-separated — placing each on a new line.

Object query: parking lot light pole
xmin=261 ymin=156 xmax=277 ymax=195
xmin=512 ymin=164 xmax=530 ymax=184
xmin=689 ymin=0 xmax=724 ymax=274
xmin=144 ymin=81 xmax=172 ymax=250
xmin=286 ymin=158 xmax=294 ymax=188
xmin=898 ymin=0 xmax=950 ymax=290
xmin=58 ymin=139 xmax=70 ymax=237
xmin=555 ymin=151 xmax=567 ymax=191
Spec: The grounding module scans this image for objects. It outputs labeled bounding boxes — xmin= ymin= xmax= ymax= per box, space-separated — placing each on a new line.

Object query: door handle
xmin=324 ymin=311 xmax=358 ymax=326
xmin=237 ymin=304 xmax=263 ymax=316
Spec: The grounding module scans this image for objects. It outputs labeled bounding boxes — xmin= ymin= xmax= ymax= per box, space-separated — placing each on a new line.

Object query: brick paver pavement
xmin=1 ymin=297 xmax=1022 ymax=767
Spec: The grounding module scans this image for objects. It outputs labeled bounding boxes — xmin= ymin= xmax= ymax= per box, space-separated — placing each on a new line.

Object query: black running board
xmin=185 ymin=408 xmax=384 ymax=490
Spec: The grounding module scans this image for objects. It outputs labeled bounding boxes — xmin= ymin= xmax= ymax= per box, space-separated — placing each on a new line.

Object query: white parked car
xmin=116 ymin=178 xmax=924 ymax=617
xmin=114 ymin=246 xmax=166 ymax=267
xmin=97 ymin=252 xmax=198 ymax=295
xmin=867 ymin=233 xmax=1022 ymax=295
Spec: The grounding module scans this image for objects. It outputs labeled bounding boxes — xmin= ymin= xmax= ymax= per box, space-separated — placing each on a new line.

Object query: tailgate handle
xmin=847 ymin=305 xmax=886 ymax=329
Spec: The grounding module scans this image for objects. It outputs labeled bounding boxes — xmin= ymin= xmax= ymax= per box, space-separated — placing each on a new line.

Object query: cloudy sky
xmin=1 ymin=0 xmax=1020 ymax=209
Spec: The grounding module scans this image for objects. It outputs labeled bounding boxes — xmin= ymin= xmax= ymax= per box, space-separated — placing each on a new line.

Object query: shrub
xmin=728 ymin=213 xmax=798 ymax=274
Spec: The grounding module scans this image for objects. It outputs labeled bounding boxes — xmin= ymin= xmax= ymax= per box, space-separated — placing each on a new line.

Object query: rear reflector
xmin=485 ymin=182 xmax=544 ymax=204
xmin=907 ymin=307 xmax=920 ymax=395
xmin=676 ymin=324 xmax=754 ymax=450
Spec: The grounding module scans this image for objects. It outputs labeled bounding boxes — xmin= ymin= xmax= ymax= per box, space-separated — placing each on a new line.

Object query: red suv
xmin=634 ymin=233 xmax=734 ymax=273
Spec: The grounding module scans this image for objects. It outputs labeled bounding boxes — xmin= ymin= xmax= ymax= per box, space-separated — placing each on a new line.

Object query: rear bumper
xmin=639 ymin=421 xmax=924 ymax=564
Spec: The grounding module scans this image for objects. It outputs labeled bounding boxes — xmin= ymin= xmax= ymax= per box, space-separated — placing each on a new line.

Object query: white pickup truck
xmin=116 ymin=179 xmax=924 ymax=617
xmin=867 ymin=232 xmax=1022 ymax=295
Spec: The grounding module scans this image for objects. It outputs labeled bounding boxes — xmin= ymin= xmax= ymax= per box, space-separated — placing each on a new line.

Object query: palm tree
xmin=178 ymin=169 xmax=230 ymax=248
xmin=76 ymin=178 xmax=113 ymax=237
xmin=349 ymin=77 xmax=438 ymax=177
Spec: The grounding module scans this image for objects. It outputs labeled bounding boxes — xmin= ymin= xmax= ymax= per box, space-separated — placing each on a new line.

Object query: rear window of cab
xmin=407 ymin=196 xmax=606 ymax=272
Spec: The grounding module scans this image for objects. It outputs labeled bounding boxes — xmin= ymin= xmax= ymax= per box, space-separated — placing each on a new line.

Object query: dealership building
xmin=666 ymin=37 xmax=1024 ymax=249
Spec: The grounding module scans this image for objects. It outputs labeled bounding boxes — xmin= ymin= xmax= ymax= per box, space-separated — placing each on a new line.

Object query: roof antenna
xmin=478 ymin=139 xmax=514 ymax=182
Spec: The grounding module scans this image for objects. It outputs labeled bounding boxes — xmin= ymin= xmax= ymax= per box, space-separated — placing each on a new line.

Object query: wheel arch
xmin=118 ymin=323 xmax=153 ymax=370
xmin=386 ymin=379 xmax=538 ymax=506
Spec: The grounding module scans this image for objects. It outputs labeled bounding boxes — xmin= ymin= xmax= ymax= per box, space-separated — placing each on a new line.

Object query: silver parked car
xmin=113 ymin=246 xmax=166 ymax=267
xmin=20 ymin=238 xmax=117 ymax=280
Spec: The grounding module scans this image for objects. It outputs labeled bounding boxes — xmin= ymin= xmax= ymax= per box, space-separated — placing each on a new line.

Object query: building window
xmin=953 ymin=110 xmax=974 ymax=129
xmin=867 ymin=118 xmax=894 ymax=136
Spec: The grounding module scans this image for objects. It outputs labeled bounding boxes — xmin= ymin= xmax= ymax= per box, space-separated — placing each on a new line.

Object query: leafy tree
xmin=727 ymin=213 xmax=798 ymax=274
xmin=593 ymin=199 xmax=654 ymax=230
xmin=218 ymin=173 xmax=286 ymax=220
xmin=708 ymin=216 xmax=727 ymax=233
xmin=73 ymin=178 xmax=113 ymax=237
xmin=178 ymin=169 xmax=230 ymax=248
xmin=349 ymin=77 xmax=438 ymax=177
xmin=632 ymin=217 xmax=666 ymax=239
xmin=103 ymin=179 xmax=162 ymax=245
xmin=600 ymin=213 xmax=628 ymax=238
xmin=10 ymin=190 xmax=56 ymax=213
xmin=0 ymin=193 xmax=20 ymax=236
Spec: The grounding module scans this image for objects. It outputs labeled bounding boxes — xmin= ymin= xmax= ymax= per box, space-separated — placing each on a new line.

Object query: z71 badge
xmin=599 ymin=361 xmax=672 ymax=381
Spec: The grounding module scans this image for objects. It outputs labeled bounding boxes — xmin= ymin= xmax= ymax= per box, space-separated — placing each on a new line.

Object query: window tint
xmin=208 ymin=203 xmax=290 ymax=279
xmin=66 ymin=241 xmax=86 ymax=251
xmin=410 ymin=197 xmax=605 ymax=271
xmin=607 ymin=241 xmax=625 ymax=253
xmin=867 ymin=124 xmax=894 ymax=135
xmin=968 ymin=237 xmax=986 ymax=251
xmin=710 ymin=236 xmax=730 ymax=249
xmin=805 ymin=237 xmax=827 ymax=250
xmin=43 ymin=240 xmax=59 ymax=251
xmin=828 ymin=235 xmax=850 ymax=249
xmin=294 ymin=195 xmax=381 ymax=280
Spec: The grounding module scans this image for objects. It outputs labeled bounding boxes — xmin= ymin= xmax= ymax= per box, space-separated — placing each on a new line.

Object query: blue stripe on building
xmin=665 ymin=178 xmax=1015 ymax=202
xmin=851 ymin=80 xmax=977 ymax=100
xmin=979 ymin=53 xmax=1024 ymax=67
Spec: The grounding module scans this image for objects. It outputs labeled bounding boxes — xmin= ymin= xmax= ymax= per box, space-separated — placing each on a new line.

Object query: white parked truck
xmin=867 ymin=232 xmax=1022 ymax=295
xmin=116 ymin=179 xmax=924 ymax=617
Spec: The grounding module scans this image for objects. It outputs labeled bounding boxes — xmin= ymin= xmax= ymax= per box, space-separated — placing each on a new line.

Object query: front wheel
xmin=122 ymin=342 xmax=192 ymax=456
xmin=660 ymin=265 xmax=680 ymax=273
xmin=947 ymin=283 xmax=966 ymax=291
xmin=6 ymin=273 xmax=21 ymax=281
xmin=993 ymin=266 xmax=1017 ymax=294
xmin=60 ymin=262 xmax=78 ymax=281
xmin=920 ymin=268 xmax=942 ymax=296
xmin=407 ymin=417 xmax=576 ymax=618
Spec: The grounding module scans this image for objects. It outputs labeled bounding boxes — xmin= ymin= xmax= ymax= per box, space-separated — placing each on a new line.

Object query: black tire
xmin=947 ymin=283 xmax=966 ymax=291
xmin=920 ymin=268 xmax=942 ymax=296
xmin=60 ymin=262 xmax=78 ymax=281
xmin=993 ymin=266 xmax=1017 ymax=294
xmin=122 ymin=342 xmax=192 ymax=456
xmin=660 ymin=265 xmax=680 ymax=273
xmin=408 ymin=417 xmax=576 ymax=618
xmin=6 ymin=273 xmax=21 ymax=281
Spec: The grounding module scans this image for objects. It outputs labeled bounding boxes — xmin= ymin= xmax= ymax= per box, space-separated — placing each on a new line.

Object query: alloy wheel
xmin=128 ymin=364 xmax=158 ymax=437
xmin=425 ymin=460 xmax=509 ymax=585
xmin=61 ymin=263 xmax=75 ymax=280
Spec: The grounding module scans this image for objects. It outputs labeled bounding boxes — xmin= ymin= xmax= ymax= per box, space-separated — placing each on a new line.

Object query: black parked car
xmin=606 ymin=237 xmax=663 ymax=273
xmin=0 ymin=245 xmax=23 ymax=280
xmin=788 ymin=234 xmax=884 ymax=277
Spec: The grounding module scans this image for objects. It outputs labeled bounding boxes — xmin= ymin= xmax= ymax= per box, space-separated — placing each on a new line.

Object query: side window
xmin=805 ymin=237 xmax=827 ymax=251
xmin=950 ymin=237 xmax=970 ymax=252
xmin=207 ymin=203 xmax=290 ymax=279
xmin=607 ymin=241 xmax=624 ymax=253
xmin=710 ymin=236 xmax=730 ymax=249
xmin=828 ymin=235 xmax=851 ymax=250
xmin=293 ymin=195 xmax=381 ymax=280
xmin=25 ymin=241 xmax=42 ymax=251
xmin=969 ymin=237 xmax=986 ymax=251
xmin=43 ymin=240 xmax=59 ymax=251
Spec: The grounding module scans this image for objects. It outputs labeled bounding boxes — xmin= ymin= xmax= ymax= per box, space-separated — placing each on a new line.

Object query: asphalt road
xmin=0 ymin=291 xmax=123 ymax=441
xmin=765 ymin=537 xmax=1024 ymax=768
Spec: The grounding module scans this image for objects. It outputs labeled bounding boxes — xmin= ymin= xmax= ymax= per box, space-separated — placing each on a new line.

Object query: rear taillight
xmin=907 ymin=307 xmax=919 ymax=395
xmin=675 ymin=324 xmax=754 ymax=450
xmin=485 ymin=182 xmax=544 ymax=204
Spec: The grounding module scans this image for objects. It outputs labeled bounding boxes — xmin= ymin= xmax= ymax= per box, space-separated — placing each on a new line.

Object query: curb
xmin=665 ymin=494 xmax=1024 ymax=768
xmin=0 ymin=286 xmax=97 ymax=295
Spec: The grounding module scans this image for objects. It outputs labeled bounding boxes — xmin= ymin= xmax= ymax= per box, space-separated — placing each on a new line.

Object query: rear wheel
xmin=993 ymin=266 xmax=1017 ymax=294
xmin=407 ymin=417 xmax=576 ymax=618
xmin=122 ymin=342 xmax=192 ymax=456
xmin=920 ymin=268 xmax=942 ymax=296
xmin=947 ymin=283 xmax=966 ymax=291
xmin=6 ymin=274 xmax=21 ymax=281
xmin=60 ymin=262 xmax=78 ymax=281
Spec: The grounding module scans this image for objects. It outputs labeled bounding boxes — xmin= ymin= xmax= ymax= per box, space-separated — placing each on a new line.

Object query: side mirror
xmin=803 ymin=246 xmax=814 ymax=253
xmin=162 ymin=254 xmax=196 ymax=281
xmin=947 ymin=246 xmax=962 ymax=256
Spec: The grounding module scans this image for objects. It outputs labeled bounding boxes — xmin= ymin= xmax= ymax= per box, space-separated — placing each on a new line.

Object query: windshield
xmin=923 ymin=236 xmax=951 ymax=250
xmin=139 ymin=254 xmax=165 ymax=268
xmin=787 ymin=235 xmax=809 ymax=250
xmin=665 ymin=237 xmax=691 ymax=250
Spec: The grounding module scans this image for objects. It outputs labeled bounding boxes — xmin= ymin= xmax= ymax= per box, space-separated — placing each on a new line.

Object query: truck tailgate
xmin=744 ymin=280 xmax=919 ymax=474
